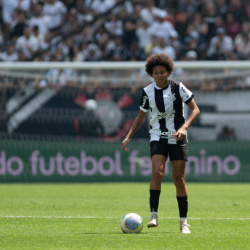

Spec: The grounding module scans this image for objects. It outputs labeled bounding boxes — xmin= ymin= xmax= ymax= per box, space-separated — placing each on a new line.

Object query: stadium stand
xmin=0 ymin=0 xmax=250 ymax=141
xmin=0 ymin=0 xmax=250 ymax=62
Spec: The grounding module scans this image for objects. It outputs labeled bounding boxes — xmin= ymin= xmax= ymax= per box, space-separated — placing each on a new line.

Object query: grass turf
xmin=0 ymin=183 xmax=249 ymax=249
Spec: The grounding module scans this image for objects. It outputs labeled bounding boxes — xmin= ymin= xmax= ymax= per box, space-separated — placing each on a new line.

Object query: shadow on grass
xmin=81 ymin=231 xmax=178 ymax=235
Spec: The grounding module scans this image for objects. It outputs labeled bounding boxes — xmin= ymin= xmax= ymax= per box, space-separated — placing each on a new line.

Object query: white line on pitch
xmin=1 ymin=216 xmax=250 ymax=220
xmin=163 ymin=217 xmax=250 ymax=220
xmin=2 ymin=216 xmax=118 ymax=219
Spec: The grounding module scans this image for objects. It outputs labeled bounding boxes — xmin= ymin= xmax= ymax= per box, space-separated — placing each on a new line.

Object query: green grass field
xmin=0 ymin=183 xmax=249 ymax=249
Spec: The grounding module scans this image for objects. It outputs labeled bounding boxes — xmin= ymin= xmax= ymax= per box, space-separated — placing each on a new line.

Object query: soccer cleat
xmin=180 ymin=222 xmax=191 ymax=234
xmin=147 ymin=214 xmax=159 ymax=228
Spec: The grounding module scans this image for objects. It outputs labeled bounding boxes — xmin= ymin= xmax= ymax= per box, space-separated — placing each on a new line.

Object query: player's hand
xmin=121 ymin=138 xmax=130 ymax=151
xmin=173 ymin=127 xmax=187 ymax=141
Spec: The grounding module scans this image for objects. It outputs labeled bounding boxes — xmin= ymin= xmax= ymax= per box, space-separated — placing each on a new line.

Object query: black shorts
xmin=150 ymin=140 xmax=188 ymax=161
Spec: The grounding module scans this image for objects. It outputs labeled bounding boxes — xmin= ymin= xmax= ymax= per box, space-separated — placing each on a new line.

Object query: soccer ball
xmin=120 ymin=213 xmax=143 ymax=233
xmin=84 ymin=99 xmax=97 ymax=111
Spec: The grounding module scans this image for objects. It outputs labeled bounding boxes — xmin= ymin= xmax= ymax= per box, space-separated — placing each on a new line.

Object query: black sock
xmin=150 ymin=190 xmax=161 ymax=212
xmin=177 ymin=196 xmax=188 ymax=218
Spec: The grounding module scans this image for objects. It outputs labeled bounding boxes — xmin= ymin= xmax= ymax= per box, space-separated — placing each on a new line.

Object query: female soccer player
xmin=121 ymin=53 xmax=200 ymax=233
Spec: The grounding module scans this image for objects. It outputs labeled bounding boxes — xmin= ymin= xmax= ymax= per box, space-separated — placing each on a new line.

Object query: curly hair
xmin=145 ymin=53 xmax=174 ymax=77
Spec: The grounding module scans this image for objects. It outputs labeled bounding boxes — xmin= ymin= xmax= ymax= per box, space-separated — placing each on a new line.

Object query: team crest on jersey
xmin=169 ymin=93 xmax=176 ymax=101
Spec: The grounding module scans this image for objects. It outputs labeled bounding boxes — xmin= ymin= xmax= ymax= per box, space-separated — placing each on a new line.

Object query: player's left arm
xmin=173 ymin=99 xmax=200 ymax=141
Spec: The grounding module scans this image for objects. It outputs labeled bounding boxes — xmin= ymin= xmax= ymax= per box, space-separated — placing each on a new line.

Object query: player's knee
xmin=152 ymin=169 xmax=164 ymax=182
xmin=173 ymin=175 xmax=186 ymax=188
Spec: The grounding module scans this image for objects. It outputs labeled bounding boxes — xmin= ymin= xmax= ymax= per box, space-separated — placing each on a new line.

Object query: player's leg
xmin=171 ymin=160 xmax=187 ymax=196
xmin=170 ymin=142 xmax=190 ymax=233
xmin=147 ymin=153 xmax=167 ymax=228
xmin=171 ymin=160 xmax=190 ymax=233
xmin=150 ymin=154 xmax=166 ymax=190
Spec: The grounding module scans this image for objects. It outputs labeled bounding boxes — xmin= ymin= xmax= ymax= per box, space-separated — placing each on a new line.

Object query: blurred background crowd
xmin=1 ymin=0 xmax=250 ymax=62
xmin=0 ymin=0 xmax=250 ymax=141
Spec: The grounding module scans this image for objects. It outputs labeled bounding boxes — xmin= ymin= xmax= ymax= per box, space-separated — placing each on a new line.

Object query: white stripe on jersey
xmin=140 ymin=81 xmax=193 ymax=141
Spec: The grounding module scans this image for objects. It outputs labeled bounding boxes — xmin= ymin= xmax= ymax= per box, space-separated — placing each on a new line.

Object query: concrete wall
xmin=188 ymin=91 xmax=250 ymax=141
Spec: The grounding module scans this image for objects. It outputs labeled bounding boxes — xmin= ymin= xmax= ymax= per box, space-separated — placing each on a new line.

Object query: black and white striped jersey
xmin=140 ymin=80 xmax=194 ymax=142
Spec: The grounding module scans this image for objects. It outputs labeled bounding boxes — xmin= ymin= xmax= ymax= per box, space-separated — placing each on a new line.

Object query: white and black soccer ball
xmin=120 ymin=213 xmax=143 ymax=233
xmin=84 ymin=99 xmax=98 ymax=111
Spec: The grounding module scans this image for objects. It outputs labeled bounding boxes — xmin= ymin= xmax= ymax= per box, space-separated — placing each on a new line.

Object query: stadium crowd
xmin=0 ymin=0 xmax=250 ymax=62
xmin=1 ymin=0 xmax=249 ymax=141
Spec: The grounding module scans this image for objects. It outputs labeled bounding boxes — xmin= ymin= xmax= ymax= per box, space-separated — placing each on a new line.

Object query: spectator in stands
xmin=72 ymin=0 xmax=94 ymax=23
xmin=178 ymin=34 xmax=199 ymax=60
xmin=207 ymin=27 xmax=233 ymax=60
xmin=58 ymin=37 xmax=73 ymax=60
xmin=89 ymin=0 xmax=116 ymax=16
xmin=104 ymin=13 xmax=123 ymax=37
xmin=140 ymin=0 xmax=167 ymax=25
xmin=150 ymin=11 xmax=176 ymax=45
xmin=45 ymin=68 xmax=74 ymax=88
xmin=83 ymin=43 xmax=102 ymax=61
xmin=243 ymin=4 xmax=250 ymax=22
xmin=1 ymin=0 xmax=250 ymax=64
xmin=2 ymin=0 xmax=17 ymax=26
xmin=234 ymin=22 xmax=250 ymax=56
xmin=214 ymin=0 xmax=228 ymax=17
xmin=174 ymin=11 xmax=189 ymax=41
xmin=136 ymin=20 xmax=152 ymax=50
xmin=106 ymin=36 xmax=126 ymax=61
xmin=93 ymin=25 xmax=110 ymax=59
xmin=0 ymin=25 xmax=5 ymax=50
xmin=29 ymin=3 xmax=51 ymax=37
xmin=144 ymin=34 xmax=159 ymax=56
xmin=70 ymin=43 xmax=83 ymax=61
xmin=202 ymin=1 xmax=217 ymax=40
xmin=169 ymin=30 xmax=182 ymax=59
xmin=126 ymin=42 xmax=146 ymax=61
xmin=217 ymin=125 xmax=236 ymax=141
xmin=150 ymin=34 xmax=176 ymax=60
xmin=227 ymin=0 xmax=244 ymax=23
xmin=187 ymin=31 xmax=200 ymax=58
xmin=62 ymin=8 xmax=80 ymax=37
xmin=10 ymin=9 xmax=27 ymax=40
xmin=15 ymin=25 xmax=39 ymax=60
xmin=2 ymin=0 xmax=29 ymax=26
xmin=186 ymin=13 xmax=208 ymax=54
xmin=43 ymin=0 xmax=67 ymax=36
xmin=223 ymin=12 xmax=241 ymax=40
xmin=70 ymin=41 xmax=87 ymax=61
xmin=243 ymin=73 xmax=250 ymax=89
xmin=122 ymin=4 xmax=142 ymax=47
xmin=32 ymin=25 xmax=44 ymax=50
xmin=0 ymin=41 xmax=19 ymax=61
xmin=178 ymin=0 xmax=198 ymax=14
xmin=58 ymin=68 xmax=77 ymax=86
xmin=185 ymin=50 xmax=198 ymax=61
xmin=234 ymin=34 xmax=250 ymax=60
xmin=39 ymin=31 xmax=53 ymax=53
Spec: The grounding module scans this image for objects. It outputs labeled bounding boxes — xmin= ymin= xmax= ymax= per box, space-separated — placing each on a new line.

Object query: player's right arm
xmin=121 ymin=110 xmax=147 ymax=151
